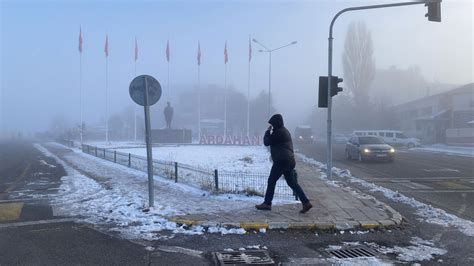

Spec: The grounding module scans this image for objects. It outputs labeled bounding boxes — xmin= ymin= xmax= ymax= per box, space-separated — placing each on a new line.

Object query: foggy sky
xmin=1 ymin=0 xmax=473 ymax=133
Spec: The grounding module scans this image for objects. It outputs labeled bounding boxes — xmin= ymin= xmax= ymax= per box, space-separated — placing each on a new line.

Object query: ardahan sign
xmin=199 ymin=135 xmax=261 ymax=146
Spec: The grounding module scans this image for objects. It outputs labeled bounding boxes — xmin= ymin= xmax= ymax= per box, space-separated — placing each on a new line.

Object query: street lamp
xmin=252 ymin=39 xmax=297 ymax=117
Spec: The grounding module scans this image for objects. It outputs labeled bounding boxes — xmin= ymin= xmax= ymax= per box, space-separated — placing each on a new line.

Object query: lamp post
xmin=325 ymin=0 xmax=441 ymax=180
xmin=252 ymin=39 xmax=297 ymax=117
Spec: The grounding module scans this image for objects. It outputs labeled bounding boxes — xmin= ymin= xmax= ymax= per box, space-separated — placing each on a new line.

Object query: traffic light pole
xmin=326 ymin=1 xmax=433 ymax=179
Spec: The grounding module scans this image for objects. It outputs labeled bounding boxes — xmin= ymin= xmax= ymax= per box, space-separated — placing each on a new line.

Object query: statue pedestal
xmin=151 ymin=129 xmax=192 ymax=144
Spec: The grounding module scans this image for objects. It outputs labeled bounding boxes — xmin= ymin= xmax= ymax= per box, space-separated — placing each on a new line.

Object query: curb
xmin=170 ymin=200 xmax=403 ymax=232
xmin=169 ymin=213 xmax=402 ymax=232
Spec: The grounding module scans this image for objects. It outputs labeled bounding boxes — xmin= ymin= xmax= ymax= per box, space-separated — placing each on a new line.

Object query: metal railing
xmin=81 ymin=144 xmax=295 ymax=200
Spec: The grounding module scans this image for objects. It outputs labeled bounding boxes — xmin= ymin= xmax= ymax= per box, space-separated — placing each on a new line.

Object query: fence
xmin=81 ymin=144 xmax=295 ymax=200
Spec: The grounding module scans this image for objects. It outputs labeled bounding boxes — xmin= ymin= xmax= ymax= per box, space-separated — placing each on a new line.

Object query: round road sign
xmin=129 ymin=75 xmax=162 ymax=106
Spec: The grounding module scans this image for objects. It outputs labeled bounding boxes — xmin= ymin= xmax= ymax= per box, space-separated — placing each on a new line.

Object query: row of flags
xmin=78 ymin=27 xmax=253 ymax=65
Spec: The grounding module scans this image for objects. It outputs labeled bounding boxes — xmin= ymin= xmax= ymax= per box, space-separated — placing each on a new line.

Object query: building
xmin=393 ymin=83 xmax=474 ymax=145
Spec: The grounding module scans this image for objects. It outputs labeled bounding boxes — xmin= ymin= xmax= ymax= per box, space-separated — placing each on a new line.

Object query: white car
xmin=352 ymin=130 xmax=420 ymax=148
xmin=333 ymin=133 xmax=349 ymax=143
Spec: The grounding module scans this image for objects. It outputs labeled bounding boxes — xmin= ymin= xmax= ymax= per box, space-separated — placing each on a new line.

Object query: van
xmin=352 ymin=130 xmax=420 ymax=148
xmin=294 ymin=126 xmax=314 ymax=144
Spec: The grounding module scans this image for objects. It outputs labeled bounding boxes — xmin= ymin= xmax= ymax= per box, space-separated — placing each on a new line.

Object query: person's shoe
xmin=300 ymin=202 xmax=313 ymax=213
xmin=255 ymin=203 xmax=271 ymax=211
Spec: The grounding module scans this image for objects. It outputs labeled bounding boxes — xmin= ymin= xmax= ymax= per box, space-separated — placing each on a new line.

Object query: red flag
xmin=248 ymin=37 xmax=252 ymax=62
xmin=166 ymin=40 xmax=170 ymax=62
xmin=197 ymin=41 xmax=201 ymax=66
xmin=134 ymin=38 xmax=138 ymax=61
xmin=224 ymin=41 xmax=228 ymax=64
xmin=78 ymin=26 xmax=83 ymax=53
xmin=104 ymin=34 xmax=109 ymax=57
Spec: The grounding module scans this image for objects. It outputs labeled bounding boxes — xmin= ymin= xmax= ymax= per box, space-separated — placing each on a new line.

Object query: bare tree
xmin=342 ymin=21 xmax=375 ymax=110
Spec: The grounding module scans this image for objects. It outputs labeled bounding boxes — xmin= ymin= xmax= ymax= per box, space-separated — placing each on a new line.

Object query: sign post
xmin=129 ymin=75 xmax=162 ymax=208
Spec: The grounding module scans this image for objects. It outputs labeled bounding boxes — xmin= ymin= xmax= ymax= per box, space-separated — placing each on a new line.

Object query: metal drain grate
xmin=214 ymin=250 xmax=275 ymax=265
xmin=329 ymin=248 xmax=376 ymax=259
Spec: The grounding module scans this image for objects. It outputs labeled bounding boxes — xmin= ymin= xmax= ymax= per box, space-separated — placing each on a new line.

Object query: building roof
xmin=394 ymin=83 xmax=473 ymax=109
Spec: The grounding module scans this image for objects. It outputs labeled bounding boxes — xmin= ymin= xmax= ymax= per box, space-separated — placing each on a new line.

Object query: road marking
xmin=401 ymin=182 xmax=433 ymax=190
xmin=0 ymin=198 xmax=37 ymax=203
xmin=396 ymin=190 xmax=474 ymax=193
xmin=423 ymin=168 xmax=460 ymax=173
xmin=0 ymin=202 xmax=24 ymax=221
xmin=155 ymin=245 xmax=203 ymax=258
xmin=437 ymin=181 xmax=472 ymax=190
xmin=0 ymin=218 xmax=77 ymax=229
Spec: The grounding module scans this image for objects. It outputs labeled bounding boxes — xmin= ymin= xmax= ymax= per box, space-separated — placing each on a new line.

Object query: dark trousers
xmin=264 ymin=163 xmax=309 ymax=205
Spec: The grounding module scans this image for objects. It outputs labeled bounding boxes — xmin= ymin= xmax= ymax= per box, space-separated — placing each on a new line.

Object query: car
xmin=294 ymin=126 xmax=314 ymax=144
xmin=333 ymin=133 xmax=349 ymax=143
xmin=345 ymin=136 xmax=395 ymax=162
xmin=352 ymin=130 xmax=420 ymax=148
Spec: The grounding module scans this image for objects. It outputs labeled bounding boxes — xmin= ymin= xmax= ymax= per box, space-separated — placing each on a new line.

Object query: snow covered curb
xmin=297 ymin=153 xmax=474 ymax=237
xmin=410 ymin=144 xmax=474 ymax=158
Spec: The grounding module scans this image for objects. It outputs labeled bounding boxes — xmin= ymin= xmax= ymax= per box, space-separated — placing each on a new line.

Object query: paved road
xmin=297 ymin=141 xmax=474 ymax=221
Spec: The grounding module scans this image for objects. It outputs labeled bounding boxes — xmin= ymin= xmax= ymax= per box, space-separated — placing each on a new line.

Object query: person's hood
xmin=268 ymin=114 xmax=284 ymax=128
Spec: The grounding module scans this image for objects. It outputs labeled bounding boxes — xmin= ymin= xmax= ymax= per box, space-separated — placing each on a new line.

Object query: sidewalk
xmin=41 ymin=143 xmax=402 ymax=234
xmin=171 ymin=161 xmax=402 ymax=231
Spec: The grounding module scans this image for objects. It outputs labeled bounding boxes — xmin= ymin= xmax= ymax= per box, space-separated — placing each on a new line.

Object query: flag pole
xmin=105 ymin=53 xmax=109 ymax=142
xmin=134 ymin=37 xmax=137 ymax=142
xmin=80 ymin=51 xmax=83 ymax=146
xmin=105 ymin=34 xmax=109 ymax=143
xmin=134 ymin=61 xmax=137 ymax=142
xmin=198 ymin=64 xmax=201 ymax=142
xmin=78 ymin=26 xmax=83 ymax=146
xmin=247 ymin=36 xmax=251 ymax=137
xmin=224 ymin=63 xmax=227 ymax=138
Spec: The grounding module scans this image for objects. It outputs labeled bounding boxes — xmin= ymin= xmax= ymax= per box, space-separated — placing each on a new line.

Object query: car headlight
xmin=299 ymin=136 xmax=303 ymax=139
xmin=310 ymin=136 xmax=314 ymax=139
xmin=390 ymin=148 xmax=395 ymax=153
xmin=363 ymin=148 xmax=370 ymax=153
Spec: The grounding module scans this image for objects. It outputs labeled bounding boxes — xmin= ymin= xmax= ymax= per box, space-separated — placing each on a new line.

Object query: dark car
xmin=345 ymin=136 xmax=395 ymax=162
xmin=294 ymin=126 xmax=314 ymax=144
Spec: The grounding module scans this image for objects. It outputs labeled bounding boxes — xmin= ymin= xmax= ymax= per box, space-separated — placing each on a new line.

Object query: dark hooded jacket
xmin=264 ymin=114 xmax=295 ymax=166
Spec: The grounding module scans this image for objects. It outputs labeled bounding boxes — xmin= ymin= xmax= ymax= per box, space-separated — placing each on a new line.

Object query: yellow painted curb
xmin=239 ymin=223 xmax=269 ymax=230
xmin=360 ymin=223 xmax=379 ymax=229
xmin=170 ymin=218 xmax=199 ymax=226
xmin=0 ymin=202 xmax=24 ymax=222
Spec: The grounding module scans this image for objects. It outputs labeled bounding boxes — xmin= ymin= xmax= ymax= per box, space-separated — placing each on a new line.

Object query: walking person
xmin=255 ymin=114 xmax=313 ymax=213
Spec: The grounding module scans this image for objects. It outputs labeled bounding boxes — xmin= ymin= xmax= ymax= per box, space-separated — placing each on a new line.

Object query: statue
xmin=164 ymin=101 xmax=174 ymax=129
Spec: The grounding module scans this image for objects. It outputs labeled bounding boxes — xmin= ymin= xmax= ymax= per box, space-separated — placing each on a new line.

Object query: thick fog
xmin=1 ymin=0 xmax=472 ymax=139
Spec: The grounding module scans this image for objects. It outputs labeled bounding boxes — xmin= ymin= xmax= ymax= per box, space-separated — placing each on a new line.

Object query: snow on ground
xmin=34 ymin=143 xmax=297 ymax=240
xmin=85 ymin=141 xmax=144 ymax=149
xmin=115 ymin=145 xmax=273 ymax=173
xmin=297 ymin=153 xmax=474 ymax=237
xmin=365 ymin=237 xmax=447 ymax=262
xmin=411 ymin=144 xmax=474 ymax=157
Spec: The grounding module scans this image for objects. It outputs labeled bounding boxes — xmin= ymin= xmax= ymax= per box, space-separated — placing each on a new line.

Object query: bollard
xmin=174 ymin=162 xmax=178 ymax=183
xmin=214 ymin=169 xmax=219 ymax=191
xmin=128 ymin=153 xmax=131 ymax=167
xmin=114 ymin=151 xmax=117 ymax=163
xmin=95 ymin=147 xmax=98 ymax=156
xmin=103 ymin=149 xmax=106 ymax=159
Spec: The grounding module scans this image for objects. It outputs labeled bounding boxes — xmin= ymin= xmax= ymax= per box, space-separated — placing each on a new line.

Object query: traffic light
xmin=318 ymin=76 xmax=344 ymax=108
xmin=331 ymin=76 xmax=343 ymax=97
xmin=425 ymin=0 xmax=441 ymax=22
